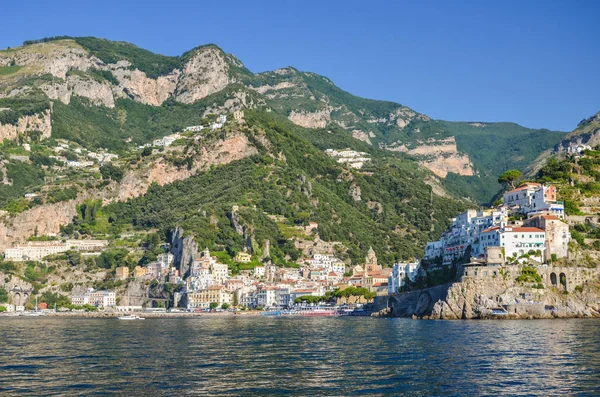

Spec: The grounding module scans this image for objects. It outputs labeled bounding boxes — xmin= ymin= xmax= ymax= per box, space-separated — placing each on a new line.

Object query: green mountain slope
xmin=0 ymin=36 xmax=570 ymax=216
xmin=102 ymin=111 xmax=467 ymax=264
xmin=441 ymin=121 xmax=565 ymax=203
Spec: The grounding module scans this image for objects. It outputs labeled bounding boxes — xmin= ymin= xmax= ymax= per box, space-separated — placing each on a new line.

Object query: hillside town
xmin=425 ymin=182 xmax=568 ymax=266
xmin=0 ymin=180 xmax=576 ymax=314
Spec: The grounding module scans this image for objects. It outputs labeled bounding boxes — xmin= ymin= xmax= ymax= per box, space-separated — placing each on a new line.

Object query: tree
xmin=65 ymin=250 xmax=82 ymax=267
xmin=141 ymin=147 xmax=153 ymax=157
xmin=0 ymin=287 xmax=8 ymax=303
xmin=100 ymin=163 xmax=124 ymax=183
xmin=209 ymin=302 xmax=219 ymax=310
xmin=221 ymin=303 xmax=230 ymax=310
xmin=498 ymin=170 xmax=522 ymax=189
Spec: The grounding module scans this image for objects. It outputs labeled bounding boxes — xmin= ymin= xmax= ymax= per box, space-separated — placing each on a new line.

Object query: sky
xmin=1 ymin=0 xmax=599 ymax=131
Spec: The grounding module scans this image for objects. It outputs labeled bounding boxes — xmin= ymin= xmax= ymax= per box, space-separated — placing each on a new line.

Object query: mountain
xmin=556 ymin=110 xmax=600 ymax=151
xmin=0 ymin=36 xmax=575 ymax=265
xmin=0 ymin=37 xmax=568 ymax=203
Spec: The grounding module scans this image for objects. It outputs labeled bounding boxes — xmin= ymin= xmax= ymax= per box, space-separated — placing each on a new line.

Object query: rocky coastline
xmin=373 ymin=265 xmax=600 ymax=320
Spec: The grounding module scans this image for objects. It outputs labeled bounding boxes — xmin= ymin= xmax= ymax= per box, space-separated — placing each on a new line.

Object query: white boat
xmin=117 ymin=314 xmax=145 ymax=320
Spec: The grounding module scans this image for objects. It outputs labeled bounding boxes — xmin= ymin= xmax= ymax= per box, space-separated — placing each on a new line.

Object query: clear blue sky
xmin=2 ymin=0 xmax=599 ymax=131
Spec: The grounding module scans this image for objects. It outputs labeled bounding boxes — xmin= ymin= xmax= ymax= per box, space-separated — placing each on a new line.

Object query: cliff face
xmin=0 ymin=40 xmax=100 ymax=80
xmin=288 ymin=108 xmax=332 ymax=129
xmin=0 ymin=109 xmax=52 ymax=141
xmin=170 ymin=226 xmax=198 ymax=279
xmin=384 ymin=137 xmax=475 ymax=178
xmin=375 ymin=266 xmax=600 ymax=319
xmin=430 ymin=266 xmax=600 ymax=320
xmin=0 ymin=133 xmax=258 ymax=251
xmin=110 ymin=65 xmax=180 ymax=106
xmin=40 ymin=75 xmax=115 ymax=107
xmin=117 ymin=134 xmax=258 ymax=201
xmin=175 ymin=47 xmax=232 ymax=104
xmin=0 ymin=200 xmax=78 ymax=251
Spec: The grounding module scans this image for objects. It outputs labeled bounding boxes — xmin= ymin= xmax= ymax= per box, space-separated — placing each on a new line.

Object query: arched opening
xmin=550 ymin=272 xmax=557 ymax=286
xmin=560 ymin=273 xmax=567 ymax=290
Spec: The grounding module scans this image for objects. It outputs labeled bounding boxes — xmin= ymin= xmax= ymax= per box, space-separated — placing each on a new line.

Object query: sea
xmin=0 ymin=317 xmax=598 ymax=396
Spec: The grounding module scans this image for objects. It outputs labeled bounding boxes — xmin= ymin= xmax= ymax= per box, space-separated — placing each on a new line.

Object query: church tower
xmin=364 ymin=246 xmax=380 ymax=274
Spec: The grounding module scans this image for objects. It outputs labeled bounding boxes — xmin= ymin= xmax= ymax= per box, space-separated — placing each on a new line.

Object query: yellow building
xmin=235 ymin=252 xmax=252 ymax=263
xmin=187 ymin=286 xmax=232 ymax=310
xmin=133 ymin=266 xmax=148 ymax=278
xmin=115 ymin=266 xmax=130 ymax=280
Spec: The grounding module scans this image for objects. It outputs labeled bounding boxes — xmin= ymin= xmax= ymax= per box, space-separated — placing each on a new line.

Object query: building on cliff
xmin=424 ymin=208 xmax=507 ymax=265
xmin=502 ymin=183 xmax=564 ymax=219
xmin=479 ymin=226 xmax=546 ymax=262
xmin=4 ymin=240 xmax=108 ymax=261
xmin=425 ymin=183 xmax=570 ymax=267
xmin=522 ymin=215 xmax=570 ymax=259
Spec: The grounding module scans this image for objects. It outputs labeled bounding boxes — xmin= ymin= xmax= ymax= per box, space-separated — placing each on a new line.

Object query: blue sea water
xmin=0 ymin=317 xmax=598 ymax=396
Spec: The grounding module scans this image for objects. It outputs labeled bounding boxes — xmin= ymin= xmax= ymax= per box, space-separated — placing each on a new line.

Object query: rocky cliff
xmin=0 ymin=199 xmax=79 ymax=250
xmin=0 ymin=108 xmax=52 ymax=141
xmin=0 ymin=131 xmax=258 ymax=251
xmin=117 ymin=133 xmax=258 ymax=201
xmin=170 ymin=226 xmax=198 ymax=279
xmin=375 ymin=265 xmax=600 ymax=320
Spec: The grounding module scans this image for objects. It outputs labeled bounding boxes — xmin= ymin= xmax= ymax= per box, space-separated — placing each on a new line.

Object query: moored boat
xmin=118 ymin=314 xmax=145 ymax=320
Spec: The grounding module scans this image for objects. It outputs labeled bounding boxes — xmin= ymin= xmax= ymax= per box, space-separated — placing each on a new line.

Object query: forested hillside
xmin=85 ymin=112 xmax=467 ymax=265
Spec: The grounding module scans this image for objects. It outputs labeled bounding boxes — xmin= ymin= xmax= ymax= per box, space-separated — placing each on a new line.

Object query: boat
xmin=293 ymin=306 xmax=339 ymax=317
xmin=117 ymin=314 xmax=145 ymax=320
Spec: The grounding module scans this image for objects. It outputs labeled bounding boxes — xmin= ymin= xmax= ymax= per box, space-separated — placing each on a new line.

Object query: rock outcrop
xmin=40 ymin=75 xmax=115 ymax=107
xmin=0 ymin=109 xmax=52 ymax=141
xmin=288 ymin=108 xmax=332 ymax=129
xmin=111 ymin=66 xmax=180 ymax=106
xmin=0 ymin=40 xmax=101 ymax=79
xmin=170 ymin=226 xmax=198 ymax=279
xmin=117 ymin=134 xmax=258 ymax=201
xmin=0 ymin=200 xmax=78 ymax=251
xmin=385 ymin=137 xmax=475 ymax=178
xmin=176 ymin=47 xmax=232 ymax=104
xmin=374 ymin=265 xmax=600 ymax=320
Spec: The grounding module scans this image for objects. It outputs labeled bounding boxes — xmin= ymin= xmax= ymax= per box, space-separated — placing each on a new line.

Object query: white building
xmin=324 ymin=148 xmax=371 ymax=169
xmin=388 ymin=261 xmax=420 ymax=294
xmin=424 ymin=208 xmax=507 ymax=264
xmin=275 ymin=287 xmax=291 ymax=307
xmin=479 ymin=226 xmax=546 ymax=262
xmin=253 ymin=266 xmax=265 ymax=278
xmin=502 ymin=183 xmax=562 ymax=218
xmin=4 ymin=240 xmax=108 ymax=262
xmin=71 ymin=289 xmax=116 ymax=308
xmin=153 ymin=134 xmax=181 ymax=147
xmin=257 ymin=287 xmax=278 ymax=308
xmin=289 ymin=288 xmax=321 ymax=303
xmin=304 ymin=254 xmax=346 ymax=275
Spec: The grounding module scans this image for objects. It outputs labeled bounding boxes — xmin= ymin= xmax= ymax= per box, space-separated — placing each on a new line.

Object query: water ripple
xmin=0 ymin=317 xmax=598 ymax=396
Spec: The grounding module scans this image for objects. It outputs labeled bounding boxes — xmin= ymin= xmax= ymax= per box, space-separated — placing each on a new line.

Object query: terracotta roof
xmin=481 ymin=226 xmax=500 ymax=233
xmin=542 ymin=215 xmax=560 ymax=220
xmin=504 ymin=227 xmax=544 ymax=233
xmin=504 ymin=183 xmax=541 ymax=194
xmin=372 ymin=282 xmax=388 ymax=287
